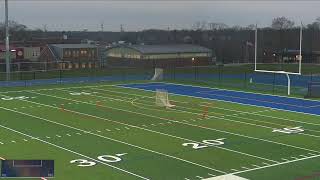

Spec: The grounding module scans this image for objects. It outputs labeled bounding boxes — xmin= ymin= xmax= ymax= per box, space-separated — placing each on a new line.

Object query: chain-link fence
xmin=161 ymin=64 xmax=320 ymax=97
xmin=0 ymin=63 xmax=319 ymax=98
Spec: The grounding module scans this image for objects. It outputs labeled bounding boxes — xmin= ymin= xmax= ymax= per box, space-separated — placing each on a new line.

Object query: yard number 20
xmin=182 ymin=138 xmax=225 ymax=150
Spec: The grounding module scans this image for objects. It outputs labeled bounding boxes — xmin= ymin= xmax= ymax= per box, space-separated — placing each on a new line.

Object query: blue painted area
xmin=120 ymin=82 xmax=320 ymax=116
xmin=0 ymin=70 xmax=318 ymax=89
xmin=0 ymin=74 xmax=151 ymax=87
xmin=164 ymin=73 xmax=319 ymax=88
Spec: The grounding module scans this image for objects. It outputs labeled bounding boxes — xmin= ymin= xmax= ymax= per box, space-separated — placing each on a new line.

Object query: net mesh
xmin=155 ymin=89 xmax=175 ymax=108
xmin=151 ymin=68 xmax=164 ymax=81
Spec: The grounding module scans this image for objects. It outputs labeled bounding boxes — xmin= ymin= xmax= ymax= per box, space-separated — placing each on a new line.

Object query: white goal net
xmin=155 ymin=89 xmax=175 ymax=108
xmin=151 ymin=68 xmax=164 ymax=81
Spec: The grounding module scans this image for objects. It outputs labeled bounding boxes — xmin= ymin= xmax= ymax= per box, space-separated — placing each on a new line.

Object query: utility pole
xmin=5 ymin=0 xmax=10 ymax=81
xmin=101 ymin=22 xmax=104 ymax=32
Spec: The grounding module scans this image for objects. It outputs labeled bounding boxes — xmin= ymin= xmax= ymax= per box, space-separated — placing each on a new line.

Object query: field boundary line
xmin=0 ymin=83 xmax=117 ymax=94
xmin=232 ymin=153 xmax=320 ymax=175
xmin=197 ymin=91 xmax=313 ymax=109
xmin=91 ymin=87 xmax=320 ymax=135
xmin=161 ymin=82 xmax=320 ymax=103
xmin=129 ymin=98 xmax=320 ymax=142
xmin=0 ymin=123 xmax=150 ymax=180
xmin=0 ymin=104 xmax=226 ymax=174
xmin=58 ymin=89 xmax=320 ymax=147
xmin=94 ymin=86 xmax=320 ymax=128
xmin=27 ymin=91 xmax=320 ymax=154
xmin=120 ymin=84 xmax=320 ymax=118
xmin=8 ymin=95 xmax=278 ymax=164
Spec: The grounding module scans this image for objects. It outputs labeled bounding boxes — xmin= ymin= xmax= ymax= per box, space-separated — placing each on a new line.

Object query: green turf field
xmin=0 ymin=82 xmax=320 ymax=180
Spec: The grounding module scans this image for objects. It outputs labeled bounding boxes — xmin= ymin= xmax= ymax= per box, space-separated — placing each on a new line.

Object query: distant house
xmin=39 ymin=44 xmax=98 ymax=70
xmin=0 ymin=45 xmax=42 ymax=71
xmin=271 ymin=49 xmax=320 ymax=64
xmin=106 ymin=44 xmax=213 ymax=67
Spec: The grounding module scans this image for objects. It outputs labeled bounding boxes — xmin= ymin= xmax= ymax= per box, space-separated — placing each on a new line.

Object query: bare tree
xmin=246 ymin=24 xmax=256 ymax=30
xmin=208 ymin=22 xmax=228 ymax=31
xmin=271 ymin=17 xmax=295 ymax=29
xmin=192 ymin=21 xmax=208 ymax=31
xmin=308 ymin=17 xmax=320 ymax=29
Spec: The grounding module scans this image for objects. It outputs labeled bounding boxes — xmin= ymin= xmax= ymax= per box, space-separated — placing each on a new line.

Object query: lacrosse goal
xmin=155 ymin=89 xmax=175 ymax=108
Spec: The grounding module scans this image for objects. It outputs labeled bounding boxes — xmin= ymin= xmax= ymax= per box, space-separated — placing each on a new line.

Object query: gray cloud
xmin=0 ymin=1 xmax=319 ymax=31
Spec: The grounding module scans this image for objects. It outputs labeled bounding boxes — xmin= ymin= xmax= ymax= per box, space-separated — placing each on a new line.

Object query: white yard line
xmin=17 ymin=93 xmax=282 ymax=164
xmin=0 ymin=84 xmax=117 ymax=94
xmin=23 ymin=91 xmax=320 ymax=155
xmin=0 ymin=105 xmax=226 ymax=174
xmin=120 ymin=84 xmax=320 ymax=118
xmin=0 ymin=124 xmax=149 ymax=180
xmin=232 ymin=153 xmax=320 ymax=175
xmin=91 ymin=87 xmax=320 ymax=131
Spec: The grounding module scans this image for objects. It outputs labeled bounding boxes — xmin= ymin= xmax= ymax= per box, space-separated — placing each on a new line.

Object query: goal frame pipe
xmin=254 ymin=23 xmax=303 ymax=96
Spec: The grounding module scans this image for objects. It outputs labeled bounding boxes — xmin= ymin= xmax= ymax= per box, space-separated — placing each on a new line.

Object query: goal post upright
xmin=254 ymin=23 xmax=258 ymax=71
xmin=254 ymin=23 xmax=303 ymax=96
xmin=299 ymin=21 xmax=303 ymax=75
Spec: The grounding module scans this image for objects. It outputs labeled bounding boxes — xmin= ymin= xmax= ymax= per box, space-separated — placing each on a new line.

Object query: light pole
xmin=5 ymin=0 xmax=10 ymax=81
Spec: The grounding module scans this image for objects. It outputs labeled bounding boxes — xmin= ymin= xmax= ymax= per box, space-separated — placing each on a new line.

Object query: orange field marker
xmin=60 ymin=104 xmax=65 ymax=111
xmin=96 ymin=101 xmax=102 ymax=107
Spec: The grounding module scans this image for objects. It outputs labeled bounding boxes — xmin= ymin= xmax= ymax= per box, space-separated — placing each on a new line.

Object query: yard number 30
xmin=70 ymin=153 xmax=126 ymax=167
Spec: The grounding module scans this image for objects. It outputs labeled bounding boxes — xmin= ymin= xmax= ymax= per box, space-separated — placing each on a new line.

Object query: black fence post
xmin=244 ymin=72 xmax=247 ymax=89
xmin=272 ymin=73 xmax=276 ymax=94
xmin=218 ymin=66 xmax=221 ymax=85
xmin=173 ymin=65 xmax=176 ymax=80
xmin=59 ymin=69 xmax=62 ymax=84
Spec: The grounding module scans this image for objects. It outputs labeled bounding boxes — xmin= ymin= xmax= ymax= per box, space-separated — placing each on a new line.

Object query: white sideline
xmin=197 ymin=91 xmax=312 ymax=109
xmin=17 ymin=96 xmax=279 ymax=163
xmin=128 ymin=97 xmax=320 ymax=145
xmin=0 ymin=84 xmax=117 ymax=94
xmin=158 ymin=82 xmax=320 ymax=103
xmin=60 ymin=90 xmax=320 ymax=153
xmin=24 ymin=91 xmax=320 ymax=154
xmin=232 ymin=153 xmax=320 ymax=175
xmin=92 ymin=86 xmax=320 ymax=128
xmin=114 ymin=88 xmax=320 ymax=137
xmin=0 ymin=124 xmax=149 ymax=180
xmin=0 ymin=104 xmax=226 ymax=174
xmin=120 ymin=82 xmax=320 ymax=118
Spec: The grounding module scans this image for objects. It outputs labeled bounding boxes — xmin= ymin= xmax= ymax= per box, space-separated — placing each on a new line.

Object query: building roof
xmin=50 ymin=44 xmax=97 ymax=49
xmin=125 ymin=44 xmax=211 ymax=54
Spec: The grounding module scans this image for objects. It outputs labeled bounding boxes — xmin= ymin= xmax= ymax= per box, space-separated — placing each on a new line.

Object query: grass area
xmin=0 ymin=81 xmax=319 ymax=179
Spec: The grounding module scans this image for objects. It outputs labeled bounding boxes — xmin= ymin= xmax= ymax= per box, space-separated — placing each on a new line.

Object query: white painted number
xmin=70 ymin=159 xmax=96 ymax=167
xmin=70 ymin=92 xmax=92 ymax=96
xmin=1 ymin=96 xmax=33 ymax=101
xmin=182 ymin=138 xmax=225 ymax=150
xmin=272 ymin=127 xmax=304 ymax=134
xmin=70 ymin=153 xmax=127 ymax=167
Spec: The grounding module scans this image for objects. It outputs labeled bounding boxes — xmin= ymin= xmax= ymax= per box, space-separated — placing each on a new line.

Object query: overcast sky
xmin=0 ymin=1 xmax=319 ymax=31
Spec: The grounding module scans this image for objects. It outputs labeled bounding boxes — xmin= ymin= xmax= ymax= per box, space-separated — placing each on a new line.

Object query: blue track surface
xmin=120 ymin=82 xmax=320 ymax=116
